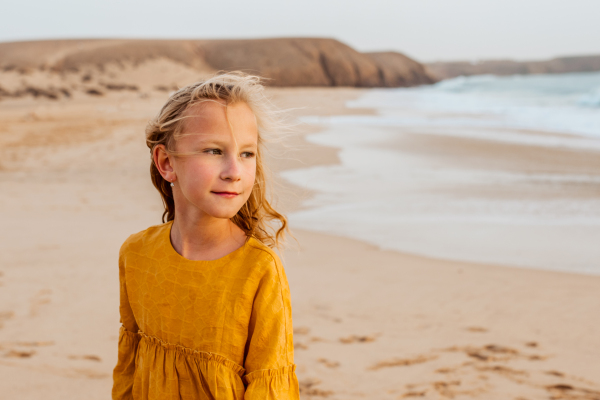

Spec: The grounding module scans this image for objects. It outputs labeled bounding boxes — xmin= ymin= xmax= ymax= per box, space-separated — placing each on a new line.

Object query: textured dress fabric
xmin=112 ymin=221 xmax=300 ymax=400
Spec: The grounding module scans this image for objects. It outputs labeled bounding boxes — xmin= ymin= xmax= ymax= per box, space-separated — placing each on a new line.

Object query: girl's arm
xmin=112 ymin=244 xmax=140 ymax=400
xmin=243 ymin=254 xmax=300 ymax=400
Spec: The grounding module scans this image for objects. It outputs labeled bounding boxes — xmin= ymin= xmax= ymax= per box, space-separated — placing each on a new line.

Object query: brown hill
xmin=0 ymin=38 xmax=436 ymax=100
xmin=427 ymin=55 xmax=600 ymax=80
xmin=365 ymin=52 xmax=435 ymax=86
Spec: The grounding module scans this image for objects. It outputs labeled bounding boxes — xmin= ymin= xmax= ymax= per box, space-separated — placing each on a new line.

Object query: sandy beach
xmin=0 ymin=86 xmax=599 ymax=400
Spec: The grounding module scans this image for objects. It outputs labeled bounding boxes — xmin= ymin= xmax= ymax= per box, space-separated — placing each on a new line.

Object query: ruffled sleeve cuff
xmin=243 ymin=364 xmax=300 ymax=400
xmin=112 ymin=326 xmax=141 ymax=400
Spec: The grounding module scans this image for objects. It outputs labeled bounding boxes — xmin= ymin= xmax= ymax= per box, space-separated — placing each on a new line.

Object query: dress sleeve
xmin=243 ymin=254 xmax=300 ymax=400
xmin=112 ymin=244 xmax=141 ymax=400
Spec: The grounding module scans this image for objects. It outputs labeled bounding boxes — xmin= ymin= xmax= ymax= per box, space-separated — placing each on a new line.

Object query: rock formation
xmin=365 ymin=52 xmax=435 ymax=87
xmin=0 ymin=38 xmax=436 ymax=100
xmin=426 ymin=55 xmax=600 ymax=80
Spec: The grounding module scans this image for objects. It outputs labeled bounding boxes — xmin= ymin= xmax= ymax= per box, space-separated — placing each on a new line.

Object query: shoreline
xmin=276 ymin=88 xmax=600 ymax=276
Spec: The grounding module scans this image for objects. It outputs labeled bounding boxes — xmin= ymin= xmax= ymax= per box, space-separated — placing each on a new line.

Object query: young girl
xmin=112 ymin=73 xmax=300 ymax=400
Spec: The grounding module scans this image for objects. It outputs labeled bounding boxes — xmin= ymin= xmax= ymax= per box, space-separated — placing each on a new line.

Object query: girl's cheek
xmin=243 ymin=168 xmax=256 ymax=186
xmin=188 ymin=160 xmax=218 ymax=179
xmin=178 ymin=167 xmax=213 ymax=191
xmin=198 ymin=168 xmax=219 ymax=185
xmin=243 ymin=164 xmax=256 ymax=177
xmin=246 ymin=159 xmax=257 ymax=176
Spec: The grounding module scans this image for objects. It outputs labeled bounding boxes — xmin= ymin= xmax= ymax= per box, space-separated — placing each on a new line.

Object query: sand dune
xmin=0 ymin=38 xmax=436 ymax=102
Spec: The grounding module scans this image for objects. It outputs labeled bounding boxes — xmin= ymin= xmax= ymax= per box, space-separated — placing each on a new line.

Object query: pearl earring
xmin=170 ymin=182 xmax=174 ymax=187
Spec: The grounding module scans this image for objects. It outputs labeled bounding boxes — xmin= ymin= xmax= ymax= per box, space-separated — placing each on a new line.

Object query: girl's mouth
xmin=212 ymin=191 xmax=239 ymax=198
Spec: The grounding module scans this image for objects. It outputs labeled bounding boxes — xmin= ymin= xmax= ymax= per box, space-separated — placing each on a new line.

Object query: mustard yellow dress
xmin=112 ymin=221 xmax=299 ymax=400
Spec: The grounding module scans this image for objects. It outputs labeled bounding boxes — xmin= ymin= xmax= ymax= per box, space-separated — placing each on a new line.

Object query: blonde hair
xmin=146 ymin=72 xmax=288 ymax=248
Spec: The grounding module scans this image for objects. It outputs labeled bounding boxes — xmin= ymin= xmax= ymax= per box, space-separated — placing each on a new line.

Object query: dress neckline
xmin=163 ymin=220 xmax=253 ymax=265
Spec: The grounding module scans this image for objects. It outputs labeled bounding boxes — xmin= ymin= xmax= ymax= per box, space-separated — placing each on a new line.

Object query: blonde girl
xmin=112 ymin=72 xmax=299 ymax=400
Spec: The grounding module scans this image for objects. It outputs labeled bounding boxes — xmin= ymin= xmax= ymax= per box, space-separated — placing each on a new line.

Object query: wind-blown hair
xmin=145 ymin=72 xmax=288 ymax=248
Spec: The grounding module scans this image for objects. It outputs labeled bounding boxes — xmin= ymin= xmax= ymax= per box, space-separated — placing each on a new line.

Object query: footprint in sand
xmin=392 ymin=343 xmax=600 ymax=399
xmin=400 ymin=389 xmax=427 ymax=398
xmin=445 ymin=344 xmax=546 ymax=362
xmin=73 ymin=368 xmax=110 ymax=379
xmin=293 ymin=326 xmax=310 ymax=335
xmin=317 ymin=358 xmax=340 ymax=368
xmin=68 ymin=354 xmax=102 ymax=362
xmin=368 ymin=354 xmax=438 ymax=371
xmin=339 ymin=334 xmax=378 ymax=344
xmin=400 ymin=380 xmax=487 ymax=399
xmin=546 ymin=384 xmax=600 ymax=400
xmin=465 ymin=326 xmax=488 ymax=333
xmin=1 ymin=340 xmax=54 ymax=358
xmin=299 ymin=378 xmax=333 ymax=398
xmin=294 ymin=342 xmax=308 ymax=350
xmin=476 ymin=365 xmax=529 ymax=384
xmin=4 ymin=349 xmax=35 ymax=358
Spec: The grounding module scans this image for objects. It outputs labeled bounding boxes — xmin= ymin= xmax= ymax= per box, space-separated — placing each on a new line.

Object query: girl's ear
xmin=153 ymin=145 xmax=176 ymax=183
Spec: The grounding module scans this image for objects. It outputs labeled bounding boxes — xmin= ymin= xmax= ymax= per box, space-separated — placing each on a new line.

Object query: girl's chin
xmin=177 ymin=196 xmax=247 ymax=220
xmin=205 ymin=207 xmax=244 ymax=220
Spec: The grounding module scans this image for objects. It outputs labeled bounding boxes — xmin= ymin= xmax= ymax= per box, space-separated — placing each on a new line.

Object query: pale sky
xmin=2 ymin=0 xmax=599 ymax=62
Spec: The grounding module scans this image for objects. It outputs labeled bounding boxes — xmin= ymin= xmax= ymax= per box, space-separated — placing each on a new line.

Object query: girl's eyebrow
xmin=180 ymin=134 xmax=257 ymax=148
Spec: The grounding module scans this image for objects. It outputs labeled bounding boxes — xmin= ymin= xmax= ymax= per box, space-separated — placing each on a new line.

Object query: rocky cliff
xmin=0 ymin=38 xmax=436 ymax=100
xmin=426 ymin=55 xmax=600 ymax=80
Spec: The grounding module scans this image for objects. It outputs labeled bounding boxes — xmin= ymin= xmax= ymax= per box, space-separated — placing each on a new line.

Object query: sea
xmin=281 ymin=72 xmax=600 ymax=275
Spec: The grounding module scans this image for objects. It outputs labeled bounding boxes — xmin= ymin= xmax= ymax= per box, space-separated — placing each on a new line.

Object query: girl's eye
xmin=205 ymin=149 xmax=222 ymax=155
xmin=241 ymin=151 xmax=255 ymax=158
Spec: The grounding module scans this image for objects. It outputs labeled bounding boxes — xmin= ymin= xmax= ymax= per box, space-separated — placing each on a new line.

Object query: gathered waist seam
xmin=137 ymin=329 xmax=245 ymax=377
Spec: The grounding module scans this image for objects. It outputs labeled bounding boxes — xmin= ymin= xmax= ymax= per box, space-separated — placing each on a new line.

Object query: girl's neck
xmin=170 ymin=212 xmax=247 ymax=261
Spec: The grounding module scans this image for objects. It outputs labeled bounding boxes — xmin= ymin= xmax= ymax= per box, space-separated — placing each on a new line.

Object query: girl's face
xmin=167 ymin=100 xmax=258 ymax=220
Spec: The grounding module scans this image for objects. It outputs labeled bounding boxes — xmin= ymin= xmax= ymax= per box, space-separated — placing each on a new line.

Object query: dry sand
xmin=0 ymin=87 xmax=599 ymax=400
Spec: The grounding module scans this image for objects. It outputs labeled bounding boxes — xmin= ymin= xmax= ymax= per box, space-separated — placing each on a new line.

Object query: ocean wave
xmin=578 ymin=87 xmax=600 ymax=107
xmin=343 ymin=72 xmax=600 ymax=138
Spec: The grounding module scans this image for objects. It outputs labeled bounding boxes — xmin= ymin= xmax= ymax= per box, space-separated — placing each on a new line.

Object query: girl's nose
xmin=220 ymin=153 xmax=242 ymax=181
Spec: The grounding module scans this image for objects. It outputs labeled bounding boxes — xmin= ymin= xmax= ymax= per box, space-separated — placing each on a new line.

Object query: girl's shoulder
xmin=119 ymin=221 xmax=171 ymax=258
xmin=246 ymin=236 xmax=280 ymax=260
xmin=242 ymin=236 xmax=286 ymax=277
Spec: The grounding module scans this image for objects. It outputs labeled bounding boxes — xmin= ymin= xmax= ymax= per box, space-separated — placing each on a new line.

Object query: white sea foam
xmin=284 ymin=73 xmax=600 ymax=275
xmin=304 ymin=72 xmax=600 ymax=138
